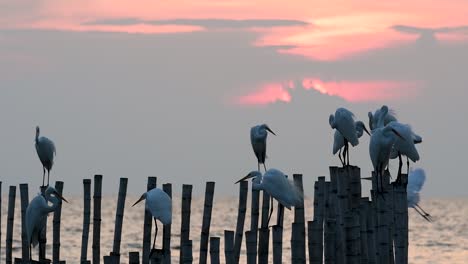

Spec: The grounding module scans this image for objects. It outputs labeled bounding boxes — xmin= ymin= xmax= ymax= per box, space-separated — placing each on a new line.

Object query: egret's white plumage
xmin=333 ymin=121 xmax=370 ymax=165
xmin=35 ymin=126 xmax=56 ymax=186
xmin=407 ymin=168 xmax=432 ymax=222
xmin=250 ymin=124 xmax=276 ymax=172
xmin=368 ymin=105 xmax=397 ymax=131
xmin=133 ymin=187 xmax=172 ymax=251
xmin=26 ymin=186 xmax=68 ymax=260
xmin=236 ymin=168 xmax=302 ymax=226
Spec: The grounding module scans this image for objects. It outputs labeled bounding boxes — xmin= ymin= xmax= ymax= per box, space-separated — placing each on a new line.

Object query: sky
xmin=1 ymin=0 xmax=467 ymax=198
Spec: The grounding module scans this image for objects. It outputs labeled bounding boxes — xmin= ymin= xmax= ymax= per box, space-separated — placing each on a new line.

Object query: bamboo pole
xmin=374 ymin=171 xmax=390 ymax=264
xmin=359 ymin=198 xmax=369 ymax=264
xmin=210 ymin=237 xmax=220 ymax=264
xmin=258 ymin=190 xmax=270 ymax=264
xmin=0 ymin=181 xmax=2 ymax=263
xmin=53 ymin=181 xmax=64 ymax=264
xmin=143 ymin=177 xmax=157 ymax=264
xmin=182 ymin=240 xmax=193 ymax=264
xmin=129 ymin=252 xmax=140 ymax=264
xmin=20 ymin=183 xmax=29 ymax=262
xmin=6 ymin=186 xmax=16 ymax=264
xmin=224 ymin=231 xmax=235 ymax=264
xmin=392 ymin=174 xmax=408 ymax=264
xmin=291 ymin=223 xmax=306 ymax=263
xmin=162 ymin=183 xmax=172 ymax=264
xmin=199 ymin=182 xmax=215 ymax=264
xmin=250 ymin=188 xmax=260 ymax=231
xmin=312 ymin=177 xmax=326 ymax=264
xmin=111 ymin=178 xmax=128 ymax=262
xmin=344 ymin=211 xmax=361 ymax=264
xmin=324 ymin=219 xmax=336 ymax=264
xmin=272 ymin=226 xmax=283 ymax=264
xmin=81 ymin=179 xmax=92 ymax=264
xmin=39 ymin=185 xmax=48 ymax=261
xmin=245 ymin=231 xmax=257 ymax=264
xmin=149 ymin=249 xmax=165 ymax=264
xmin=93 ymin=174 xmax=103 ymax=264
xmin=234 ymin=181 xmax=248 ymax=263
xmin=309 ymin=220 xmax=323 ymax=264
xmin=334 ymin=167 xmax=348 ymax=264
xmin=293 ymin=174 xmax=306 ymax=264
xmin=366 ymin=199 xmax=377 ymax=264
xmin=179 ymin=184 xmax=193 ymax=263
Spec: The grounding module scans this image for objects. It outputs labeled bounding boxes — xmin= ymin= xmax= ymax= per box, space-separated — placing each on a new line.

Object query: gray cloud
xmin=83 ymin=18 xmax=309 ymax=29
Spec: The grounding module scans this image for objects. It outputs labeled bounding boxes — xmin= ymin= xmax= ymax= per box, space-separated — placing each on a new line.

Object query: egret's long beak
xmin=266 ymin=127 xmax=276 ymax=136
xmin=235 ymin=173 xmax=254 ymax=184
xmin=361 ymin=177 xmax=372 ymax=181
xmin=55 ymin=192 xmax=69 ymax=203
xmin=132 ymin=195 xmax=145 ymax=207
xmin=363 ymin=126 xmax=371 ymax=136
xmin=391 ymin=128 xmax=405 ymax=141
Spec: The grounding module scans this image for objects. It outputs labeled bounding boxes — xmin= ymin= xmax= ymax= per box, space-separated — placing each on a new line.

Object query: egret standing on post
xmin=333 ymin=121 xmax=370 ymax=166
xmin=407 ymin=168 xmax=432 ymax=222
xmin=368 ymin=105 xmax=397 ymax=131
xmin=235 ymin=168 xmax=302 ymax=226
xmin=387 ymin=122 xmax=421 ymax=179
xmin=26 ymin=186 xmax=68 ymax=261
xmin=329 ymin=108 xmax=361 ymax=166
xmin=133 ymin=187 xmax=172 ymax=256
xmin=250 ymin=124 xmax=276 ymax=172
xmin=35 ymin=126 xmax=56 ymax=187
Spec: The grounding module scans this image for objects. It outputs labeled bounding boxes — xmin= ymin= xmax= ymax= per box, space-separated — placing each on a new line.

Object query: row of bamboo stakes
xmin=0 ymin=165 xmax=408 ymax=264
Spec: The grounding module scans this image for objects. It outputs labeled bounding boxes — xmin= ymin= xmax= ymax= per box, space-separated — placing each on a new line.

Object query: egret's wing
xmin=333 ymin=130 xmax=345 ymax=155
xmin=36 ymin=137 xmax=56 ymax=167
xmin=336 ymin=109 xmax=358 ymax=146
xmin=408 ymin=168 xmax=426 ymax=193
xmin=26 ymin=195 xmax=48 ymax=247
xmin=250 ymin=127 xmax=267 ymax=163
xmin=407 ymin=191 xmax=420 ymax=208
xmin=389 ymin=122 xmax=420 ymax=162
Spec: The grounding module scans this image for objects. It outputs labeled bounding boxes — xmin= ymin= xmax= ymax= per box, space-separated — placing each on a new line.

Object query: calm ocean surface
xmin=1 ymin=196 xmax=467 ymax=263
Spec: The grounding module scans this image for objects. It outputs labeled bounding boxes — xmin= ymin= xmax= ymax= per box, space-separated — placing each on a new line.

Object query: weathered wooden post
xmin=6 ymin=185 xmax=16 ymax=264
xmin=366 ymin=199 xmax=377 ymax=264
xmin=250 ymin=188 xmax=260 ymax=231
xmin=210 ymin=237 xmax=220 ymax=264
xmin=258 ymin=190 xmax=270 ymax=264
xmin=129 ymin=252 xmax=140 ymax=264
xmin=291 ymin=174 xmax=306 ymax=264
xmin=143 ymin=177 xmax=157 ymax=264
xmin=234 ymin=181 xmax=248 ymax=264
xmin=359 ymin=198 xmax=369 ymax=264
xmin=272 ymin=225 xmax=283 ymax=264
xmin=245 ymin=231 xmax=257 ymax=264
xmin=149 ymin=249 xmax=165 ymax=264
xmin=93 ymin=174 xmax=103 ymax=264
xmin=180 ymin=184 xmax=192 ymax=263
xmin=20 ymin=183 xmax=30 ymax=262
xmin=39 ymin=185 xmax=48 ymax=261
xmin=182 ymin=240 xmax=193 ymax=264
xmin=199 ymin=182 xmax=215 ymax=264
xmin=162 ymin=183 xmax=172 ymax=264
xmin=393 ymin=174 xmax=408 ymax=264
xmin=224 ymin=230 xmax=235 ymax=264
xmin=344 ymin=211 xmax=360 ymax=264
xmin=373 ymin=171 xmax=391 ymax=264
xmin=81 ymin=179 xmax=92 ymax=264
xmin=53 ymin=181 xmax=64 ymax=264
xmin=324 ymin=219 xmax=336 ymax=264
xmin=109 ymin=178 xmax=128 ymax=263
xmin=310 ymin=177 xmax=326 ymax=264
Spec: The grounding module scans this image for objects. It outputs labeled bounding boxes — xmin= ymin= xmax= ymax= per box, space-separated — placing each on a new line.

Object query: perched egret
xmin=235 ymin=168 xmax=302 ymax=227
xmin=408 ymin=168 xmax=432 ymax=222
xmin=26 ymin=186 xmax=68 ymax=261
xmin=250 ymin=124 xmax=276 ymax=172
xmin=387 ymin=122 xmax=421 ymax=178
xmin=133 ymin=187 xmax=172 ymax=254
xmin=368 ymin=105 xmax=397 ymax=131
xmin=329 ymin=108 xmax=360 ymax=166
xmin=35 ymin=126 xmax=56 ymax=186
xmin=333 ymin=121 xmax=370 ymax=166
xmin=369 ymin=123 xmax=405 ymax=192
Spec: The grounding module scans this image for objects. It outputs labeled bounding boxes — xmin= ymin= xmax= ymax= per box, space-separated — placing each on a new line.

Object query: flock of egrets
xmin=26 ymin=105 xmax=432 ymax=261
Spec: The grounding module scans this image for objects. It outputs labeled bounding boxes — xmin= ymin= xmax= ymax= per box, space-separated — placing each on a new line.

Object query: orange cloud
xmin=235 ymin=78 xmax=421 ymax=106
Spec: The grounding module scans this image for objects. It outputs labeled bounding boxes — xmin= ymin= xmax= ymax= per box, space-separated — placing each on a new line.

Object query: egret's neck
xmin=46 ymin=196 xmax=60 ymax=213
xmin=252 ymin=176 xmax=263 ymax=191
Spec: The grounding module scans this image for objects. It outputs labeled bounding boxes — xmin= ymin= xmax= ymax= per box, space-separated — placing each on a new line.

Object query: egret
xmin=333 ymin=121 xmax=370 ymax=166
xmin=387 ymin=122 xmax=422 ymax=178
xmin=408 ymin=168 xmax=432 ymax=222
xmin=250 ymin=124 xmax=276 ymax=172
xmin=26 ymin=186 xmax=68 ymax=261
xmin=235 ymin=168 xmax=302 ymax=226
xmin=35 ymin=126 xmax=56 ymax=186
xmin=329 ymin=108 xmax=360 ymax=166
xmin=368 ymin=105 xmax=397 ymax=131
xmin=369 ymin=123 xmax=405 ymax=192
xmin=133 ymin=187 xmax=172 ymax=255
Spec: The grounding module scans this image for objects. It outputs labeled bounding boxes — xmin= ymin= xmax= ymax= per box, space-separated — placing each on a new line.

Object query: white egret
xmin=133 ymin=187 xmax=172 ymax=254
xmin=235 ymin=168 xmax=302 ymax=226
xmin=329 ymin=108 xmax=360 ymax=166
xmin=408 ymin=168 xmax=432 ymax=222
xmin=250 ymin=124 xmax=276 ymax=172
xmin=35 ymin=126 xmax=56 ymax=186
xmin=388 ymin=122 xmax=422 ymax=177
xmin=26 ymin=186 xmax=68 ymax=261
xmin=368 ymin=105 xmax=397 ymax=131
xmin=333 ymin=121 xmax=370 ymax=166
xmin=369 ymin=123 xmax=405 ymax=192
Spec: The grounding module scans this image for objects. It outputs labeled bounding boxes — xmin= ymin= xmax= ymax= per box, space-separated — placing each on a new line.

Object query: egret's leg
xmin=413 ymin=206 xmax=431 ymax=222
xmin=407 ymin=157 xmax=410 ymax=175
xmin=346 ymin=142 xmax=350 ymax=166
xmin=338 ymin=149 xmax=343 ymax=165
xmin=152 ymin=218 xmax=158 ymax=249
xmin=267 ymin=196 xmax=274 ymax=227
xmin=343 ymin=140 xmax=348 ymax=166
xmin=264 ymin=163 xmax=267 ymax=172
xmin=42 ymin=167 xmax=46 ymax=187
xmin=258 ymin=163 xmax=260 ymax=172
xmin=47 ymin=169 xmax=50 ymax=186
xmin=397 ymin=152 xmax=403 ymax=183
xmin=416 ymin=204 xmax=433 ymax=222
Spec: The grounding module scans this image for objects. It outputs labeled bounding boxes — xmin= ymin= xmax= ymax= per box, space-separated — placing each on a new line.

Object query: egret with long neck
xmin=35 ymin=126 xmax=56 ymax=186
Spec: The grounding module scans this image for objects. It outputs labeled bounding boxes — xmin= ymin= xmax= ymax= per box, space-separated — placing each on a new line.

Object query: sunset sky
xmin=1 ymin=0 xmax=467 ymax=197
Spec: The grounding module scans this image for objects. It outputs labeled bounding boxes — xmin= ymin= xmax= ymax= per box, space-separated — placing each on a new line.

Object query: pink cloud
xmin=235 ymin=78 xmax=421 ymax=106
